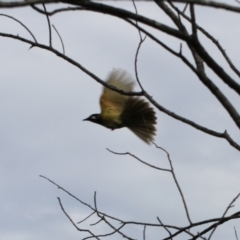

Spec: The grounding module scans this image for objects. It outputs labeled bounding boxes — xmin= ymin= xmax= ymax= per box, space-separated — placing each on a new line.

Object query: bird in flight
xmin=84 ymin=69 xmax=157 ymax=144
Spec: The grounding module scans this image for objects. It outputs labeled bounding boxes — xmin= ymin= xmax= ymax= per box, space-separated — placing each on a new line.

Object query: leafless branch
xmin=77 ymin=211 xmax=96 ymax=224
xmin=162 ymin=211 xmax=240 ymax=240
xmin=189 ymin=4 xmax=197 ymax=36
xmin=158 ymin=1 xmax=240 ymax=131
xmin=42 ymin=3 xmax=52 ymax=47
xmin=143 ymin=225 xmax=146 ymax=240
xmin=208 ymin=193 xmax=240 ymax=239
xmin=0 ymin=14 xmax=37 ymax=43
xmin=0 ymin=32 xmax=143 ymax=96
xmin=153 ymin=2 xmax=240 ymax=133
xmin=169 ymin=2 xmax=240 ymax=78
xmin=106 ymin=148 xmax=171 ymax=172
xmin=189 ymin=211 xmax=240 ymax=240
xmin=41 ymin=175 xmax=240 ymax=239
xmin=235 ymin=226 xmax=239 ymax=240
xmin=132 ymin=0 xmax=146 ymax=91
xmin=157 ymin=217 xmax=172 ymax=239
xmin=52 ymin=24 xmax=65 ymax=54
xmin=92 ymin=192 xmax=134 ymax=240
xmin=153 ymin=143 xmax=192 ymax=224
xmin=31 ymin=4 xmax=83 ymax=15
xmin=182 ymin=3 xmax=188 ymax=13
xmin=0 ymin=0 xmax=240 ymax=14
xmin=134 ymin=32 xmax=146 ymax=91
xmin=57 ymin=197 xmax=101 ymax=240
xmin=107 ymin=145 xmax=192 ymax=224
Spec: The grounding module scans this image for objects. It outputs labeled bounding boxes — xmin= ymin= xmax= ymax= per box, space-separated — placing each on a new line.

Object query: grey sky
xmin=0 ymin=2 xmax=240 ymax=240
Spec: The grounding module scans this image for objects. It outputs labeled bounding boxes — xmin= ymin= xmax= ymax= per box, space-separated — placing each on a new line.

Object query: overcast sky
xmin=0 ymin=1 xmax=240 ymax=240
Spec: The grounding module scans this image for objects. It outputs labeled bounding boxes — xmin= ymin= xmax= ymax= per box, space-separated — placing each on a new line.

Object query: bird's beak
xmin=83 ymin=117 xmax=89 ymax=121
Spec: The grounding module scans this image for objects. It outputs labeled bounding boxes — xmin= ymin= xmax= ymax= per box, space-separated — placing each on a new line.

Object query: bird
xmin=83 ymin=69 xmax=157 ymax=144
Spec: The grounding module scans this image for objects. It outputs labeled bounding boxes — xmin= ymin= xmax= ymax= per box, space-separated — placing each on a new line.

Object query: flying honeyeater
xmin=83 ymin=69 xmax=157 ymax=144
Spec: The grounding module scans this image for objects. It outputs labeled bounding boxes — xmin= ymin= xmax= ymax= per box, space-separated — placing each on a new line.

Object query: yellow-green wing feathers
xmin=100 ymin=69 xmax=135 ymax=122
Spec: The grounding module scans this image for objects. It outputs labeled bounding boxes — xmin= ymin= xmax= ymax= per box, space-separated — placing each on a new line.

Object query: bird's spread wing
xmin=100 ymin=69 xmax=135 ymax=122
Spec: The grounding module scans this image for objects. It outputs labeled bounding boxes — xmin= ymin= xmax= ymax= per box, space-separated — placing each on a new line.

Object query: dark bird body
xmin=84 ymin=69 xmax=157 ymax=144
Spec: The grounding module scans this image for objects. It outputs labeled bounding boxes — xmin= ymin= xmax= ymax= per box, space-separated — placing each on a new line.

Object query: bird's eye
xmin=91 ymin=115 xmax=96 ymax=120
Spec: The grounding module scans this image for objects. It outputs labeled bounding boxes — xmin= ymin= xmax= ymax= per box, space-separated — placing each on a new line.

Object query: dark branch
xmin=208 ymin=193 xmax=240 ymax=240
xmin=57 ymin=197 xmax=101 ymax=240
xmin=169 ymin=2 xmax=240 ymax=78
xmin=0 ymin=14 xmax=37 ymax=43
xmin=42 ymin=3 xmax=52 ymax=47
xmin=52 ymin=24 xmax=65 ymax=54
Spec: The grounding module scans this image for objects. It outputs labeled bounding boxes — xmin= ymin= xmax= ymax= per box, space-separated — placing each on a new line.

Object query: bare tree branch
xmin=107 ymin=145 xmax=192 ymax=224
xmin=208 ymin=193 xmax=240 ymax=239
xmin=169 ymin=2 xmax=240 ymax=78
xmin=0 ymin=0 xmax=240 ymax=14
xmin=153 ymin=143 xmax=192 ymax=224
xmin=143 ymin=225 xmax=146 ymax=240
xmin=157 ymin=217 xmax=173 ymax=239
xmin=52 ymin=24 xmax=65 ymax=54
xmin=42 ymin=3 xmax=52 ymax=47
xmin=154 ymin=1 xmax=240 ymax=131
xmin=41 ymin=175 xmax=240 ymax=240
xmin=235 ymin=226 xmax=239 ymax=240
xmin=57 ymin=197 xmax=101 ymax=240
xmin=31 ymin=4 xmax=83 ymax=15
xmin=0 ymin=14 xmax=37 ymax=43
xmin=132 ymin=0 xmax=146 ymax=91
xmin=77 ymin=211 xmax=96 ymax=224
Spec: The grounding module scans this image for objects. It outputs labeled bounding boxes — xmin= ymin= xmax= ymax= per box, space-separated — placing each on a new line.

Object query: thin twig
xmin=153 ymin=143 xmax=192 ymax=224
xmin=234 ymin=226 xmax=239 ymax=240
xmin=77 ymin=211 xmax=96 ymax=224
xmin=90 ymin=218 xmax=103 ymax=226
xmin=107 ymin=145 xmax=192 ymax=224
xmin=52 ymin=24 xmax=65 ymax=54
xmin=93 ymin=192 xmax=134 ymax=240
xmin=157 ymin=217 xmax=172 ymax=239
xmin=143 ymin=225 xmax=146 ymax=240
xmin=132 ymin=0 xmax=142 ymax=40
xmin=134 ymin=35 xmax=146 ymax=91
xmin=0 ymin=14 xmax=37 ymax=43
xmin=42 ymin=3 xmax=52 ymax=47
xmin=40 ymin=175 xmax=95 ymax=211
xmin=208 ymin=193 xmax=240 ymax=239
xmin=57 ymin=197 xmax=101 ymax=240
xmin=106 ymin=148 xmax=171 ymax=172
xmin=132 ymin=0 xmax=146 ymax=90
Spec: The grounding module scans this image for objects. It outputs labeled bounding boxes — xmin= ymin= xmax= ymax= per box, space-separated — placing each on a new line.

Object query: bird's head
xmin=83 ymin=114 xmax=103 ymax=125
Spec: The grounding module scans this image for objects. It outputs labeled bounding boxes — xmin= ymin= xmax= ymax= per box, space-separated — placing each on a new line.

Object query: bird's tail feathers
xmin=122 ymin=98 xmax=157 ymax=144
